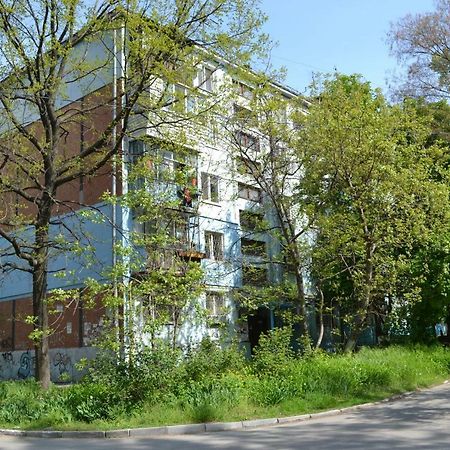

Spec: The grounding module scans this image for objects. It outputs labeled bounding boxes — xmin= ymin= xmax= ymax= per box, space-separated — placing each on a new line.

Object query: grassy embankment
xmin=0 ymin=336 xmax=449 ymax=431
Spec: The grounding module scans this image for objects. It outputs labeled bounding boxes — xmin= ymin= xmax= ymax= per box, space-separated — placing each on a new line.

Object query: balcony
xmin=143 ymin=210 xmax=205 ymax=271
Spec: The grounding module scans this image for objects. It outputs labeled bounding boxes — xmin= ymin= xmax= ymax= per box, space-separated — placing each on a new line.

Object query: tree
xmin=94 ymin=141 xmax=207 ymax=355
xmin=0 ymin=0 xmax=267 ymax=388
xmin=386 ymin=98 xmax=450 ymax=342
xmin=299 ymin=74 xmax=449 ymax=351
xmin=222 ymin=73 xmax=315 ymax=349
xmin=400 ymin=230 xmax=450 ymax=342
xmin=411 ymin=98 xmax=450 ymax=145
xmin=389 ymin=0 xmax=450 ymax=99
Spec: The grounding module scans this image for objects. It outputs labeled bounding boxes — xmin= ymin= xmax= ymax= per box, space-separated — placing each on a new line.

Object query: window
xmin=132 ymin=207 xmax=153 ymax=234
xmin=201 ymin=172 xmax=220 ymax=202
xmin=128 ymin=140 xmax=147 ymax=190
xmin=239 ymin=210 xmax=264 ymax=231
xmin=233 ymin=104 xmax=252 ymax=123
xmin=158 ymin=148 xmax=198 ymax=185
xmin=205 ymin=231 xmax=224 ymax=261
xmin=242 ymin=265 xmax=267 ymax=286
xmin=205 ymin=291 xmax=226 ymax=321
xmin=128 ymin=141 xmax=197 ymax=183
xmin=135 ymin=214 xmax=190 ymax=246
xmin=167 ymin=83 xmax=195 ymax=113
xmin=235 ymin=131 xmax=259 ymax=152
xmin=234 ymin=80 xmax=253 ymax=100
xmin=241 ymin=238 xmax=266 ymax=257
xmin=129 ymin=140 xmax=145 ymax=164
xmin=198 ymin=66 xmax=214 ymax=92
xmin=276 ymin=106 xmax=287 ymax=125
xmin=171 ymin=218 xmax=189 ymax=244
xmin=153 ymin=215 xmax=190 ymax=246
xmin=238 ymin=183 xmax=262 ymax=202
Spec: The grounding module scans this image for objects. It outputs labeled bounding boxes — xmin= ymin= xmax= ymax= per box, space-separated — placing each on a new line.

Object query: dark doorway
xmin=248 ymin=307 xmax=271 ymax=352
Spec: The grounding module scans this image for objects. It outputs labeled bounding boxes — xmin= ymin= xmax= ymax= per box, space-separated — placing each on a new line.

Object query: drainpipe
xmin=112 ymin=29 xmax=117 ymax=287
xmin=113 ymin=25 xmax=132 ymax=358
xmin=111 ymin=27 xmax=119 ymax=352
xmin=119 ymin=24 xmax=132 ymax=357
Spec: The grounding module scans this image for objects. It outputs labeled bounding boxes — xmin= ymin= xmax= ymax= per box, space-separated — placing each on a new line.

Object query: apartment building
xmin=0 ymin=25 xmax=310 ymax=381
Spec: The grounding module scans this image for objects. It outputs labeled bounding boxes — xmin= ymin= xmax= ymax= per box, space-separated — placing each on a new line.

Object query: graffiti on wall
xmin=53 ymin=352 xmax=72 ymax=378
xmin=0 ymin=348 xmax=96 ymax=382
xmin=0 ymin=351 xmax=14 ymax=377
xmin=2 ymin=352 xmax=13 ymax=363
xmin=17 ymin=351 xmax=35 ymax=379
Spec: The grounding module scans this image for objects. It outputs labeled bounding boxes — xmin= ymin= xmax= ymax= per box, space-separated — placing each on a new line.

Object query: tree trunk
xmin=294 ymin=264 xmax=312 ymax=352
xmin=315 ymin=285 xmax=325 ymax=349
xmin=32 ymin=224 xmax=51 ymax=389
xmin=344 ymin=239 xmax=374 ymax=353
xmin=32 ymin=197 xmax=53 ymax=389
xmin=343 ymin=334 xmax=357 ymax=353
xmin=343 ymin=310 xmax=368 ymax=353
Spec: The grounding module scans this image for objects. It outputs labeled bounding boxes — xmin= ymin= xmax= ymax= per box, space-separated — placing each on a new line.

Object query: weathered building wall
xmin=0 ymin=294 xmax=105 ymax=381
xmin=0 ymin=347 xmax=99 ymax=382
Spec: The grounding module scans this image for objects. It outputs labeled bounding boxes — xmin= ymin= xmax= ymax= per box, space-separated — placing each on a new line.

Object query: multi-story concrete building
xmin=0 ymin=26 xmax=310 ymax=381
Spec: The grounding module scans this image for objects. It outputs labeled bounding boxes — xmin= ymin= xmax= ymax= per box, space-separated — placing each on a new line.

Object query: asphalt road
xmin=1 ymin=382 xmax=450 ymax=450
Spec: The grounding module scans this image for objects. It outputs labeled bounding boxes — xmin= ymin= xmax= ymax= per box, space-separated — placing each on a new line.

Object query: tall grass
xmin=0 ymin=341 xmax=448 ymax=430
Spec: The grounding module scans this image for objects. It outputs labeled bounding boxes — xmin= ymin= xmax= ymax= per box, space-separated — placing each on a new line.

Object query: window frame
xmin=205 ymin=231 xmax=224 ymax=261
xmin=237 ymin=182 xmax=262 ymax=202
xmin=233 ymin=103 xmax=253 ymax=124
xmin=141 ymin=294 xmax=175 ymax=326
xmin=198 ymin=66 xmax=215 ymax=93
xmin=167 ymin=83 xmax=195 ymax=113
xmin=234 ymin=80 xmax=253 ymax=100
xmin=205 ymin=291 xmax=227 ymax=322
xmin=235 ymin=130 xmax=260 ymax=153
xmin=201 ymin=172 xmax=220 ymax=203
xmin=236 ymin=156 xmax=262 ymax=177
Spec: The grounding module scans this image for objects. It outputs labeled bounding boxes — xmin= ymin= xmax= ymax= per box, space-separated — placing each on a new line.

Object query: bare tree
xmin=389 ymin=0 xmax=450 ymax=99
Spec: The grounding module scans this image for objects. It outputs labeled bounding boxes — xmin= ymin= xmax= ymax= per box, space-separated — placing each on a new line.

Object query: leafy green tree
xmin=387 ymin=99 xmax=450 ymax=342
xmin=299 ymin=74 xmax=450 ymax=351
xmin=222 ymin=73 xmax=315 ymax=349
xmin=401 ymin=232 xmax=450 ymax=342
xmin=407 ymin=99 xmax=450 ymax=146
xmin=96 ymin=142 xmax=207 ymax=355
xmin=0 ymin=0 xmax=268 ymax=388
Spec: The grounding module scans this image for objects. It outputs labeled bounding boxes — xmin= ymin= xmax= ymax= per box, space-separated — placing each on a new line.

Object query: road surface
xmin=1 ymin=382 xmax=449 ymax=450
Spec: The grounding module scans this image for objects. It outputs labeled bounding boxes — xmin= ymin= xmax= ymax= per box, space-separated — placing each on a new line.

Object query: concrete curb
xmin=0 ymin=381 xmax=447 ymax=439
xmin=242 ymin=418 xmax=278 ymax=428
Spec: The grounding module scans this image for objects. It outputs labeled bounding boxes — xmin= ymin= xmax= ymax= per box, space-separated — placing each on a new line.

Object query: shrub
xmin=183 ymin=338 xmax=246 ymax=382
xmin=0 ymin=342 xmax=448 ymax=428
xmin=182 ymin=375 xmax=244 ymax=422
xmin=85 ymin=344 xmax=183 ymax=407
xmin=0 ymin=381 xmax=44 ymax=423
xmin=66 ymin=382 xmax=120 ymax=422
xmin=252 ymin=327 xmax=295 ymax=377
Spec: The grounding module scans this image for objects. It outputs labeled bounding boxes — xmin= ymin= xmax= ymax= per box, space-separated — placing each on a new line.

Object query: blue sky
xmin=261 ymin=0 xmax=435 ymax=94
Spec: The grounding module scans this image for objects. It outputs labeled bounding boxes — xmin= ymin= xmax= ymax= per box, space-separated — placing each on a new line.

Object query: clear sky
xmin=260 ymin=0 xmax=436 ymax=94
